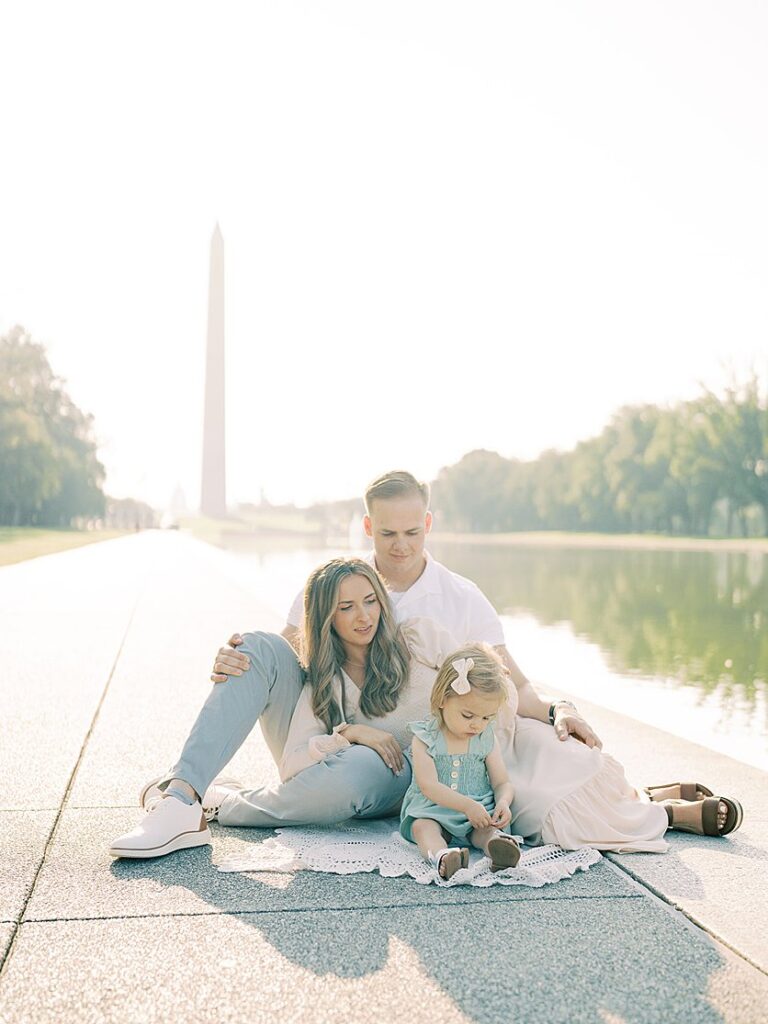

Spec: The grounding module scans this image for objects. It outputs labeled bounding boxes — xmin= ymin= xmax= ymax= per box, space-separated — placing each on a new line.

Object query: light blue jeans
xmin=160 ymin=631 xmax=411 ymax=827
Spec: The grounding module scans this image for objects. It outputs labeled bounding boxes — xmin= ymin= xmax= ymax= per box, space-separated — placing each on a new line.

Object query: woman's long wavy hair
xmin=300 ymin=557 xmax=410 ymax=732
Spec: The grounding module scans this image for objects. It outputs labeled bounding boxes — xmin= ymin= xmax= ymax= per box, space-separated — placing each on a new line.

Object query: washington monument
xmin=200 ymin=224 xmax=226 ymax=517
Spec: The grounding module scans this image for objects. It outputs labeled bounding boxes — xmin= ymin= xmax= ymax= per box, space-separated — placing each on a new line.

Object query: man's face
xmin=363 ymin=496 xmax=432 ymax=580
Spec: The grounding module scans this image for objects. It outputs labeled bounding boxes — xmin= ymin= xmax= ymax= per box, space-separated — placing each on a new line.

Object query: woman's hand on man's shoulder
xmin=210 ymin=634 xmax=250 ymax=683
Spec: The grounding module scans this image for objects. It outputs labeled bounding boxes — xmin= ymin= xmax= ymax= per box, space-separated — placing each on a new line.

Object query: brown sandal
xmin=432 ymin=847 xmax=470 ymax=880
xmin=665 ymin=796 xmax=743 ymax=837
xmin=488 ymin=833 xmax=521 ymax=873
xmin=645 ymin=782 xmax=713 ymax=802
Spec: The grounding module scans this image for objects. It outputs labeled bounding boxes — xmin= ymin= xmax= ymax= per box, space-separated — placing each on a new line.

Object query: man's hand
xmin=463 ymin=799 xmax=494 ymax=830
xmin=210 ymin=634 xmax=250 ymax=683
xmin=553 ymin=706 xmax=602 ymax=749
xmin=342 ymin=724 xmax=405 ymax=774
xmin=490 ymin=801 xmax=512 ymax=828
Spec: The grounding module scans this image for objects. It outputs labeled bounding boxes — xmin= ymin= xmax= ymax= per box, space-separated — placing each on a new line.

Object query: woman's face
xmin=331 ymin=573 xmax=382 ymax=658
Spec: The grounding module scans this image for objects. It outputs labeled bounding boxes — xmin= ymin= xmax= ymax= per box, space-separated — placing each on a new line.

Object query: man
xmin=213 ymin=470 xmax=601 ymax=749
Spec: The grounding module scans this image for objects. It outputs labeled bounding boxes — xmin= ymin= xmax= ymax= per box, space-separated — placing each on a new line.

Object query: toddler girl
xmin=400 ymin=643 xmax=521 ymax=880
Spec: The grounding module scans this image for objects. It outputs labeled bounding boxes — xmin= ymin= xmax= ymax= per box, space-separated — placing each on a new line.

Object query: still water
xmin=215 ymin=537 xmax=768 ymax=771
xmin=431 ymin=541 xmax=768 ymax=772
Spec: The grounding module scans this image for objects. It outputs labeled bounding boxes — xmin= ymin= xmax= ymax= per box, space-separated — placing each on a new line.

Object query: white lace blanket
xmin=216 ymin=819 xmax=601 ymax=887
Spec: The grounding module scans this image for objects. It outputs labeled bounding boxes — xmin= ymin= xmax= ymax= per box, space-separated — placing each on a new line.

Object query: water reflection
xmin=207 ymin=534 xmax=768 ymax=765
xmin=430 ymin=542 xmax=768 ymax=702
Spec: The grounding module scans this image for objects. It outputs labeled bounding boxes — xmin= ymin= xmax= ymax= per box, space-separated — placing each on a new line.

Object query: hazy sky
xmin=1 ymin=2 xmax=766 ymax=509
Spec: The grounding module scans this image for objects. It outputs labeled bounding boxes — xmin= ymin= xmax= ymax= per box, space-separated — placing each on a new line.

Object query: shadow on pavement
xmin=110 ymin=835 xmax=731 ymax=1024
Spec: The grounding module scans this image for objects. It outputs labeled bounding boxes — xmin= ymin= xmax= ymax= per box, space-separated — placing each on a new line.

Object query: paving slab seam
xmin=0 ymin=804 xmax=138 ymax=813
xmin=603 ymin=856 xmax=768 ymax=979
xmin=0 ymin=598 xmax=139 ymax=981
xmin=21 ymin=892 xmax=646 ymax=926
xmin=0 ymin=807 xmax=61 ymax=814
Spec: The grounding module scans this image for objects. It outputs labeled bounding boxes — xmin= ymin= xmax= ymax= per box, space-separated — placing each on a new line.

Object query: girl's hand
xmin=463 ymin=800 xmax=493 ymax=829
xmin=490 ymin=802 xmax=512 ymax=828
xmin=343 ymin=724 xmax=405 ymax=774
xmin=211 ymin=635 xmax=250 ymax=683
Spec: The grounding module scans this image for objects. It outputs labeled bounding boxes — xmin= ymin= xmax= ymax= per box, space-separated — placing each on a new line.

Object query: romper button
xmin=450 ymin=784 xmax=458 ymax=790
xmin=452 ymin=760 xmax=460 ymax=767
xmin=450 ymin=771 xmax=458 ymax=779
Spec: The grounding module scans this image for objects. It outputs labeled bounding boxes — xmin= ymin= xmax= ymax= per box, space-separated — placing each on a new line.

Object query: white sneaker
xmin=139 ymin=775 xmax=243 ymax=822
xmin=109 ymin=796 xmax=211 ymax=859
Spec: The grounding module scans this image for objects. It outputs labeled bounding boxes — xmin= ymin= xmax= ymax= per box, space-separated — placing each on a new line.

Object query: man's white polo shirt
xmin=286 ymin=550 xmax=505 ymax=647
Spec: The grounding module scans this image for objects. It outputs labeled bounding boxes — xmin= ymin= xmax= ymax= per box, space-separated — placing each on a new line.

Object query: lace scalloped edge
xmin=215 ymin=821 xmax=602 ymax=887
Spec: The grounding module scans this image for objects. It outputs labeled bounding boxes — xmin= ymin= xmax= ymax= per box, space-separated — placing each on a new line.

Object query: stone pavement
xmin=1 ymin=531 xmax=767 ymax=1023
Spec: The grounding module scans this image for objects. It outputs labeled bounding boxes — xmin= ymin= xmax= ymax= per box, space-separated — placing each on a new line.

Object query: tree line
xmin=0 ymin=326 xmax=106 ymax=527
xmin=4 ymin=323 xmax=766 ymax=537
xmin=432 ymin=379 xmax=768 ymax=537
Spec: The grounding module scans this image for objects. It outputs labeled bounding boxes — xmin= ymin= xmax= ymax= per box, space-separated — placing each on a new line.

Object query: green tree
xmin=504 ymin=459 xmax=541 ymax=530
xmin=429 ymin=376 xmax=766 ymax=538
xmin=529 ymin=449 xmax=579 ymax=530
xmin=642 ymin=409 xmax=692 ymax=534
xmin=433 ymin=450 xmax=513 ymax=531
xmin=602 ymin=405 xmax=662 ymax=532
xmin=699 ymin=377 xmax=768 ymax=535
xmin=566 ymin=433 xmax=620 ymax=531
xmin=0 ymin=326 xmax=106 ymax=526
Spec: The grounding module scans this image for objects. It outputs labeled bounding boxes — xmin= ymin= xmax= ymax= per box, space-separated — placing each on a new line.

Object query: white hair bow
xmin=450 ymin=657 xmax=474 ymax=695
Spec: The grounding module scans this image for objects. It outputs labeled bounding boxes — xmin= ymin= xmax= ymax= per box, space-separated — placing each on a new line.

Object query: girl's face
xmin=440 ymin=689 xmax=502 ymax=740
xmin=331 ymin=573 xmax=381 ymax=659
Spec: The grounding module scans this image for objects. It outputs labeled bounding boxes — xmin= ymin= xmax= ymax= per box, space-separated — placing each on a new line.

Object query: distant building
xmin=168 ymin=483 xmax=188 ymax=520
xmin=200 ymin=224 xmax=227 ymax=517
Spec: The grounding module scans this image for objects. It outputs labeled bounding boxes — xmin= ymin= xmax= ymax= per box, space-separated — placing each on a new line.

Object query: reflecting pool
xmin=213 ymin=536 xmax=768 ymax=771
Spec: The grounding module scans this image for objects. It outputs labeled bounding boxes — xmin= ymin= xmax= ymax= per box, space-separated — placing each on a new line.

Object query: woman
xmin=110 ymin=558 xmax=742 ymax=859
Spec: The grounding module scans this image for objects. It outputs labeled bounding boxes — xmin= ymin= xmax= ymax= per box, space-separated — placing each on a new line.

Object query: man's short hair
xmin=364 ymin=471 xmax=430 ymax=512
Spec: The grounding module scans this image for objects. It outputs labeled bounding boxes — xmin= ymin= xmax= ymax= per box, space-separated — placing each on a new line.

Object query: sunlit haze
xmin=1 ymin=1 xmax=766 ymax=510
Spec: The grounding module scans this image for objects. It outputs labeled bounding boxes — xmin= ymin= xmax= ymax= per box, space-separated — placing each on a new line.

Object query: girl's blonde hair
xmin=301 ymin=557 xmax=410 ymax=731
xmin=430 ymin=642 xmax=509 ymax=720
